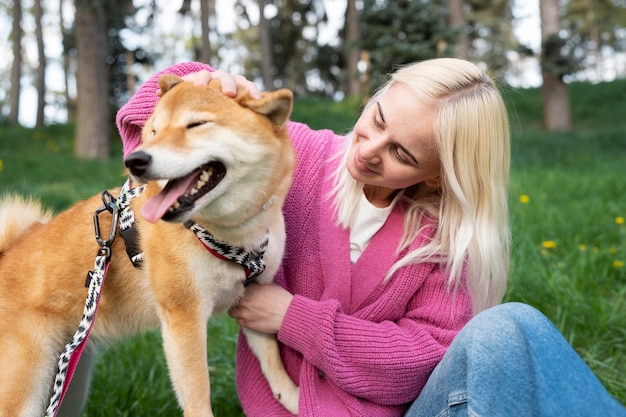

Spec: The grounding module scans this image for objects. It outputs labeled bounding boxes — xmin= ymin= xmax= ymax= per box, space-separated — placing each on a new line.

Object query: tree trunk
xmin=343 ymin=0 xmax=360 ymax=97
xmin=540 ymin=0 xmax=572 ymax=132
xmin=199 ymin=0 xmax=212 ymax=64
xmin=34 ymin=0 xmax=46 ymax=128
xmin=75 ymin=0 xmax=110 ymax=159
xmin=449 ymin=0 xmax=470 ymax=59
xmin=258 ymin=0 xmax=274 ymax=90
xmin=125 ymin=50 xmax=136 ymax=95
xmin=60 ymin=0 xmax=75 ymax=121
xmin=9 ymin=0 xmax=23 ymax=124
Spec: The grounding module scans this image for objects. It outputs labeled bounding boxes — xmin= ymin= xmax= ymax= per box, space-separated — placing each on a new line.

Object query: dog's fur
xmin=0 ymin=75 xmax=299 ymax=416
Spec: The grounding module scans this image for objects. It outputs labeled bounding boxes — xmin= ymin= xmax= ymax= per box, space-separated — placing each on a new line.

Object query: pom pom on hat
xmin=116 ymin=62 xmax=214 ymax=159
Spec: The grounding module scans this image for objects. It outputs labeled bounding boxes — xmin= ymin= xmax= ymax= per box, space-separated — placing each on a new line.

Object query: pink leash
xmin=45 ymin=256 xmax=111 ymax=416
xmin=46 ymin=182 xmax=144 ymax=416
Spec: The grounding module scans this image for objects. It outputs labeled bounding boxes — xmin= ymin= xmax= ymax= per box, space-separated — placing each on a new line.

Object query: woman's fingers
xmin=182 ymin=69 xmax=262 ymax=99
xmin=227 ymin=283 xmax=293 ymax=334
xmin=182 ymin=69 xmax=213 ymax=86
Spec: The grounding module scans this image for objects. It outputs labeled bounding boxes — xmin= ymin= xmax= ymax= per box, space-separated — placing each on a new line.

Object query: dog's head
xmin=125 ymin=74 xmax=294 ymax=225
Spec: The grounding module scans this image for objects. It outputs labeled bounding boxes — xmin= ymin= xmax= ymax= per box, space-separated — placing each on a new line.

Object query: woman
xmin=113 ymin=58 xmax=509 ymax=416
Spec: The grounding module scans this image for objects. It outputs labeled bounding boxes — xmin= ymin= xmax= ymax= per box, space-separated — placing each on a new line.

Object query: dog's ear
xmin=243 ymin=89 xmax=293 ymax=130
xmin=158 ymin=74 xmax=184 ymax=96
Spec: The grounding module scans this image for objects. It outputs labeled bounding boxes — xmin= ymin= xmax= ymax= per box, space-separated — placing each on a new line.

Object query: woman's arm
xmin=116 ymin=62 xmax=261 ymax=159
xmin=278 ymin=265 xmax=471 ymax=406
xmin=231 ymin=265 xmax=471 ymax=406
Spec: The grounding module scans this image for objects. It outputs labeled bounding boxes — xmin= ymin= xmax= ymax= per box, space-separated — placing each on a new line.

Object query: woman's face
xmin=347 ymin=84 xmax=441 ymax=203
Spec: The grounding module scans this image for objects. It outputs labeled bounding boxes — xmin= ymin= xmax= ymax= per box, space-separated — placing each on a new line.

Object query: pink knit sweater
xmin=116 ymin=62 xmax=473 ymax=417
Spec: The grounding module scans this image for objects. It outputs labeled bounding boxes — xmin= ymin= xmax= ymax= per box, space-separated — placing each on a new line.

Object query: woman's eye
xmin=392 ymin=147 xmax=412 ymax=165
xmin=393 ymin=150 xmax=407 ymax=164
xmin=373 ymin=116 xmax=383 ymax=129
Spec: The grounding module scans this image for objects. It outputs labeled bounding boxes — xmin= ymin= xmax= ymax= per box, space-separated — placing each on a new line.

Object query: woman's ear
xmin=424 ymin=175 xmax=441 ymax=188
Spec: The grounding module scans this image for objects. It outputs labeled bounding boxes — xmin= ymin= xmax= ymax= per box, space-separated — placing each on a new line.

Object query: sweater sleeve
xmin=115 ymin=61 xmax=214 ymax=159
xmin=277 ymin=262 xmax=471 ymax=406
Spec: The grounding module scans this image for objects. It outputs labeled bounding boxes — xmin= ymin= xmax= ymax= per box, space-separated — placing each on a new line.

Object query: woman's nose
xmin=359 ymin=135 xmax=383 ymax=164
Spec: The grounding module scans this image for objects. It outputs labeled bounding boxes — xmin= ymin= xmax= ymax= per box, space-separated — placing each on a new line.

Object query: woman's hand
xmin=183 ymin=69 xmax=262 ymax=99
xmin=228 ymin=283 xmax=294 ymax=334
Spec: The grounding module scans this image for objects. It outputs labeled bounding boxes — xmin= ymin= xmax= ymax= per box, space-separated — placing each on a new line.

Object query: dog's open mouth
xmin=141 ymin=161 xmax=226 ymax=223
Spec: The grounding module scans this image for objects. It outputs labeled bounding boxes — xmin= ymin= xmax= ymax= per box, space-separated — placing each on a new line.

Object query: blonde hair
xmin=330 ymin=58 xmax=510 ymax=314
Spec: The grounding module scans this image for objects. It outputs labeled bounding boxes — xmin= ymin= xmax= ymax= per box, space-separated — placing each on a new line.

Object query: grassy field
xmin=0 ymin=78 xmax=624 ymax=415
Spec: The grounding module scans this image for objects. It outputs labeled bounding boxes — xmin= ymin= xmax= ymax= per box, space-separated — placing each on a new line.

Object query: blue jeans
xmin=405 ymin=302 xmax=626 ymax=417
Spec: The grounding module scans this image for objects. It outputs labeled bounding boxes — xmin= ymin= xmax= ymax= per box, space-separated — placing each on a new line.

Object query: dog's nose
xmin=124 ymin=151 xmax=152 ymax=176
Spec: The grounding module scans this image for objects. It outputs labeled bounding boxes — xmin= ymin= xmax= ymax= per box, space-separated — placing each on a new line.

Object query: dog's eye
xmin=187 ymin=121 xmax=208 ymax=129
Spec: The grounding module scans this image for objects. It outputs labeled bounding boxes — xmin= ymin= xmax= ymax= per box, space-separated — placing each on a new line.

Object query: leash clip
xmin=93 ymin=190 xmax=119 ymax=249
xmin=87 ymin=192 xmax=118 ymax=288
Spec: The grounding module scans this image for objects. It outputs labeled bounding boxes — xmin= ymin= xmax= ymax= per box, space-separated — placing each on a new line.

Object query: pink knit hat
xmin=116 ymin=61 xmax=214 ymax=159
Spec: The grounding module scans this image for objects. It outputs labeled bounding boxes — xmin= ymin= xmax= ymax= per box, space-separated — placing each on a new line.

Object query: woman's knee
xmin=455 ymin=302 xmax=550 ymax=353
xmin=470 ymin=302 xmax=547 ymax=331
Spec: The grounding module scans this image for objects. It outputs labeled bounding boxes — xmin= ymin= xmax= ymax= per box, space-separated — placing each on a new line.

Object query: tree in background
xmin=74 ymin=0 xmax=140 ymax=159
xmin=359 ymin=0 xmax=456 ymax=90
xmin=3 ymin=0 xmax=623 ymax=133
xmin=232 ymin=0 xmax=514 ymax=96
xmin=343 ymin=0 xmax=361 ymax=97
xmin=540 ymin=0 xmax=573 ymax=132
xmin=449 ymin=0 xmax=470 ymax=59
xmin=466 ymin=0 xmax=516 ymax=79
xmin=8 ymin=0 xmax=22 ymax=124
xmin=439 ymin=0 xmax=516 ymax=81
xmin=106 ymin=1 xmax=152 ymax=107
xmin=565 ymin=0 xmax=626 ymax=81
xmin=269 ymin=0 xmax=329 ymax=95
xmin=199 ymin=0 xmax=215 ymax=64
xmin=257 ymin=0 xmax=275 ymax=89
xmin=233 ymin=0 xmax=334 ymax=95
xmin=60 ymin=0 xmax=76 ymax=121
xmin=178 ymin=0 xmax=216 ymax=64
xmin=75 ymin=0 xmax=110 ymax=159
xmin=34 ymin=0 xmax=46 ymax=128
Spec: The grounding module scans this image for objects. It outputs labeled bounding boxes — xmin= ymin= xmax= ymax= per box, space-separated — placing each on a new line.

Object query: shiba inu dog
xmin=0 ymin=75 xmax=299 ymax=416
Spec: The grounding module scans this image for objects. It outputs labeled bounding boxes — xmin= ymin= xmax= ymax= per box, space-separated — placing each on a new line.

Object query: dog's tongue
xmin=141 ymin=175 xmax=196 ymax=223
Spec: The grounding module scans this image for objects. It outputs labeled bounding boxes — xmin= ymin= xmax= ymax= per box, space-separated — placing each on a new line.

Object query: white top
xmin=349 ymin=193 xmax=398 ymax=263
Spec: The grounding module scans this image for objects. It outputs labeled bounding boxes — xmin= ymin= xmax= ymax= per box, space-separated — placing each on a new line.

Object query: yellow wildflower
xmin=609 ymin=247 xmax=618 ymax=255
xmin=542 ymin=240 xmax=556 ymax=249
xmin=0 ymin=159 xmax=3 ymax=172
xmin=613 ymin=260 xmax=624 ymax=269
xmin=519 ymin=195 xmax=530 ymax=204
xmin=578 ymin=244 xmax=587 ymax=251
xmin=617 ymin=217 xmax=625 ymax=225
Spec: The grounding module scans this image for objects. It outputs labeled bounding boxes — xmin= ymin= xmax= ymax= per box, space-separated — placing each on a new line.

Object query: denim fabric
xmin=404 ymin=303 xmax=626 ymax=417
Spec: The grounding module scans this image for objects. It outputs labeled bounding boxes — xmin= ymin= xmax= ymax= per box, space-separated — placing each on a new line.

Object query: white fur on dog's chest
xmin=187 ymin=249 xmax=247 ymax=314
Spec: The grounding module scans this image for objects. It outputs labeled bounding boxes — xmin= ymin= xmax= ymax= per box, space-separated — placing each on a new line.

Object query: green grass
xmin=506 ymin=129 xmax=626 ymax=400
xmin=1 ymin=79 xmax=625 ymax=414
xmin=81 ymin=320 xmax=241 ymax=417
xmin=0 ymin=123 xmax=125 ymax=211
xmin=504 ymin=80 xmax=626 ymax=401
xmin=291 ymin=95 xmax=363 ymax=133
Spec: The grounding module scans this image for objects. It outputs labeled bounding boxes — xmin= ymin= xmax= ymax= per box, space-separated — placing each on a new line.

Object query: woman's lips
xmin=354 ymin=148 xmax=377 ymax=175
